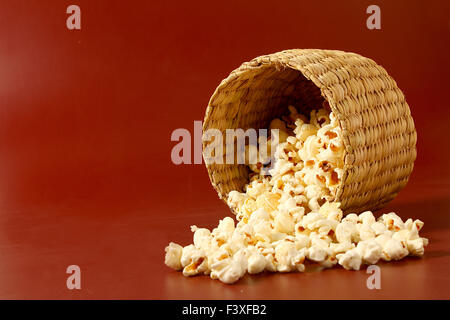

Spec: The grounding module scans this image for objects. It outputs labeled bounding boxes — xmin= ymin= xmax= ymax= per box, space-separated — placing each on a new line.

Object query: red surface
xmin=0 ymin=0 xmax=449 ymax=299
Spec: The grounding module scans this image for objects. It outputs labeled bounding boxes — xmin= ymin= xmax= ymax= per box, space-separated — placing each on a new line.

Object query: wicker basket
xmin=202 ymin=49 xmax=417 ymax=214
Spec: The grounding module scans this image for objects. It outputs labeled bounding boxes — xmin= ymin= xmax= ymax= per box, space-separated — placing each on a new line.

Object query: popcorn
xmin=256 ymin=192 xmax=280 ymax=214
xmin=247 ymin=250 xmax=267 ymax=274
xmin=210 ymin=249 xmax=248 ymax=284
xmin=275 ymin=241 xmax=306 ymax=272
xmin=274 ymin=209 xmax=295 ymax=233
xmin=181 ymin=245 xmax=208 ymax=276
xmin=165 ymin=105 xmax=428 ymax=284
xmin=164 ymin=242 xmax=183 ymax=271
xmin=356 ymin=240 xmax=382 ymax=264
xmin=371 ymin=221 xmax=387 ymax=235
xmin=308 ymin=245 xmax=329 ymax=263
xmin=335 ymin=221 xmax=357 ymax=243
xmin=359 ymin=211 xmax=376 ymax=226
xmin=337 ymin=248 xmax=363 ymax=270
xmin=381 ymin=238 xmax=409 ymax=261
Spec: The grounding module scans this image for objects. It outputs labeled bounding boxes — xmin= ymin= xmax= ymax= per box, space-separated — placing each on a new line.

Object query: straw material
xmin=202 ymin=49 xmax=417 ymax=214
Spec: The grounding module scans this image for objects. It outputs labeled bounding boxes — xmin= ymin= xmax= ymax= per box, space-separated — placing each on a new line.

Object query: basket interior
xmin=203 ymin=64 xmax=328 ymax=200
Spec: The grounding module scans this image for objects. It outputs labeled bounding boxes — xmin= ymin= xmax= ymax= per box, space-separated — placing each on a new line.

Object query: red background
xmin=0 ymin=0 xmax=449 ymax=299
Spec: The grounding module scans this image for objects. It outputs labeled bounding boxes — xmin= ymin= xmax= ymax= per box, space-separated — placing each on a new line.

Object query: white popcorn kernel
xmin=337 ymin=248 xmax=362 ymax=270
xmin=382 ymin=238 xmax=408 ymax=261
xmin=342 ymin=213 xmax=359 ymax=224
xmin=301 ymin=212 xmax=325 ymax=230
xmin=193 ymin=227 xmax=211 ymax=251
xmin=246 ymin=182 xmax=267 ymax=199
xmin=308 ymin=197 xmax=321 ymax=211
xmin=371 ymin=221 xmax=387 ymax=235
xmin=211 ymin=249 xmax=247 ymax=284
xmin=316 ymin=219 xmax=339 ymax=236
xmin=359 ymin=224 xmax=376 ymax=241
xmin=210 ymin=247 xmax=231 ymax=264
xmin=404 ymin=218 xmax=413 ymax=230
xmin=253 ymin=220 xmax=272 ymax=242
xmin=380 ymin=212 xmax=405 ymax=231
xmin=275 ymin=241 xmax=306 ymax=272
xmin=407 ymin=238 xmax=427 ymax=257
xmin=270 ymin=118 xmax=289 ymax=143
xmin=165 ymin=106 xmax=428 ymax=285
xmin=227 ymin=191 xmax=247 ymax=211
xmin=164 ymin=242 xmax=183 ymax=270
xmin=278 ymin=197 xmax=297 ymax=212
xmin=359 ymin=211 xmax=376 ymax=225
xmin=308 ymin=245 xmax=328 ymax=262
xmin=335 ymin=221 xmax=357 ymax=243
xmin=356 ymin=240 xmax=382 ymax=265
xmin=248 ymin=208 xmax=270 ymax=224
xmin=294 ymin=232 xmax=311 ymax=248
xmin=310 ymin=233 xmax=331 ymax=248
xmin=392 ymin=229 xmax=411 ymax=242
xmin=319 ymin=202 xmax=343 ymax=221
xmin=181 ymin=245 xmax=196 ymax=267
xmin=330 ymin=241 xmax=355 ymax=255
xmin=182 ymin=247 xmax=208 ymax=277
xmin=274 ymin=209 xmax=295 ymax=233
xmin=304 ymin=185 xmax=323 ymax=200
xmin=320 ymin=255 xmax=338 ymax=268
xmin=247 ymin=251 xmax=267 ymax=274
xmin=295 ymin=123 xmax=317 ymax=141
xmin=217 ymin=216 xmax=235 ymax=235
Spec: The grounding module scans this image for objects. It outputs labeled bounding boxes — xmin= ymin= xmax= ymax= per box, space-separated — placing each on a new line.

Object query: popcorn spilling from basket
xmin=165 ymin=106 xmax=428 ymax=284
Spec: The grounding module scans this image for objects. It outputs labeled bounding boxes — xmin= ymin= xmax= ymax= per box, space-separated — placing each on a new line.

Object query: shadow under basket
xmin=202 ymin=49 xmax=417 ymax=214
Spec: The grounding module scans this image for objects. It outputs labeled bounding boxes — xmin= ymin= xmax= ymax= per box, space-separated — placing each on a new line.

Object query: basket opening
xmin=204 ymin=64 xmax=328 ymax=200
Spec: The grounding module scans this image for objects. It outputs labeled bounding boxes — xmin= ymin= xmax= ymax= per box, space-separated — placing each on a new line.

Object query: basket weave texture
xmin=202 ymin=49 xmax=417 ymax=214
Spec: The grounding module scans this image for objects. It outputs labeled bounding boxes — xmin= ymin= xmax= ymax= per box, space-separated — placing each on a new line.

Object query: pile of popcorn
xmin=165 ymin=106 xmax=428 ymax=284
